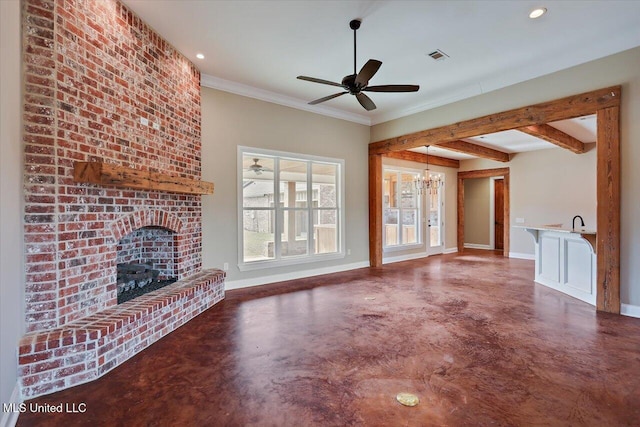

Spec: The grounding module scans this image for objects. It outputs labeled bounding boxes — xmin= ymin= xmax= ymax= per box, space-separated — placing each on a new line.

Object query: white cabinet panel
xmin=565 ymin=238 xmax=593 ymax=294
xmin=540 ymin=235 xmax=560 ymax=282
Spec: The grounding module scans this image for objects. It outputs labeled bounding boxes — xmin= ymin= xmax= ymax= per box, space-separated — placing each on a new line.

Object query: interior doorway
xmin=457 ymin=168 xmax=510 ymax=256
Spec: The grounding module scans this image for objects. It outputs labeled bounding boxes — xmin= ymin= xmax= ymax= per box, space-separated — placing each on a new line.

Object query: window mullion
xmin=397 ymin=171 xmax=403 ymax=245
xmin=274 ymin=158 xmax=281 ymax=261
xmin=307 ymin=161 xmax=313 ymax=256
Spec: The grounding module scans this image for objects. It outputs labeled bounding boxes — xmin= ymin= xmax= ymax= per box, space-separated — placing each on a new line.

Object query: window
xmin=383 ymin=168 xmax=421 ymax=250
xmin=238 ymin=147 xmax=344 ymax=270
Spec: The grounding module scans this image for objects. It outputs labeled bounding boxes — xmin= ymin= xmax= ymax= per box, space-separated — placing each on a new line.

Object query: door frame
xmin=457 ymin=168 xmax=510 ymax=256
xmin=491 ymin=176 xmax=505 ymax=251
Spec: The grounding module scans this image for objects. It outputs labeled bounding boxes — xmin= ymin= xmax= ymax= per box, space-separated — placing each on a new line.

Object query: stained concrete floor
xmin=16 ymin=251 xmax=640 ymax=426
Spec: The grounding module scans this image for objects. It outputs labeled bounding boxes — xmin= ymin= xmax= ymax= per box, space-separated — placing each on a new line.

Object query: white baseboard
xmin=621 ymin=303 xmax=640 ymax=319
xmin=463 ymin=243 xmax=492 ymax=250
xmin=1 ymin=382 xmax=21 ymax=427
xmin=225 ymin=261 xmax=370 ymax=290
xmin=383 ymin=248 xmax=460 ymax=264
xmin=383 ymin=252 xmax=428 ymax=265
xmin=509 ymin=252 xmax=535 ymax=260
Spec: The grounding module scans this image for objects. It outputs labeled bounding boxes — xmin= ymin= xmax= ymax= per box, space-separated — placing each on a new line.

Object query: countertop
xmin=513 ymin=224 xmax=596 ymax=235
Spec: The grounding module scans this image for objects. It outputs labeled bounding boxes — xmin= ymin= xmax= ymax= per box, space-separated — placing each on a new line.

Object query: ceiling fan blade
xmin=364 ymin=84 xmax=420 ymax=93
xmin=356 ymin=93 xmax=376 ymax=111
xmin=354 ymin=59 xmax=382 ymax=87
xmin=297 ymin=76 xmax=345 ymax=88
xmin=309 ymin=92 xmax=348 ymax=105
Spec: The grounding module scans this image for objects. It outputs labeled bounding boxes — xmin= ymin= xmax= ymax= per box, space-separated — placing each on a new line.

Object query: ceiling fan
xmin=297 ymin=19 xmax=419 ymax=111
xmin=248 ymin=158 xmax=271 ymax=175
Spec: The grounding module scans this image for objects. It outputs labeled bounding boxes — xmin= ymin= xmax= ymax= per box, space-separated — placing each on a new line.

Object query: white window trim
xmin=382 ymin=166 xmax=423 ymax=252
xmin=237 ymin=146 xmax=345 ymax=271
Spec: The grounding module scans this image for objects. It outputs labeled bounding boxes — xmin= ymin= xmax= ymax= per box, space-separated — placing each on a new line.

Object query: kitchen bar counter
xmin=514 ymin=225 xmax=596 ymax=305
xmin=515 ymin=224 xmax=596 ymax=235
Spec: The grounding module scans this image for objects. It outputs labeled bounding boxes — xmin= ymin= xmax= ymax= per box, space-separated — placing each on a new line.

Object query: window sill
xmin=238 ymin=252 xmax=346 ymax=272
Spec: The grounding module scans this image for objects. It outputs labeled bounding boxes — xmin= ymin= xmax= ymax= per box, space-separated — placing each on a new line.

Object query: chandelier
xmin=414 ymin=145 xmax=443 ymax=195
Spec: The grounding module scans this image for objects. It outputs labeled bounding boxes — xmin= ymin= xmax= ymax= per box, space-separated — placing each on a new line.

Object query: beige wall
xmin=201 ymin=87 xmax=370 ymax=285
xmin=464 ymin=178 xmax=491 ymax=246
xmin=461 ymin=147 xmax=597 ymax=256
xmin=381 ymin=157 xmax=458 ymax=259
xmin=371 ymin=46 xmax=640 ymax=307
xmin=1 ymin=0 xmax=24 ymax=409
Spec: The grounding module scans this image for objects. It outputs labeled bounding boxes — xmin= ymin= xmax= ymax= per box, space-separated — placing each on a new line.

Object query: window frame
xmin=382 ymin=166 xmax=423 ymax=253
xmin=237 ymin=146 xmax=345 ymax=271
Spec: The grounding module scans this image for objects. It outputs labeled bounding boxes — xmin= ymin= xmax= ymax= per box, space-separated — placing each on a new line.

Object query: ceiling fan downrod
xmin=350 ymin=19 xmax=361 ymax=76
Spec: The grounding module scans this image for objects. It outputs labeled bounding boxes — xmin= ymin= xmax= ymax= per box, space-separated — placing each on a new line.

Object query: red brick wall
xmin=23 ymin=0 xmax=203 ymax=332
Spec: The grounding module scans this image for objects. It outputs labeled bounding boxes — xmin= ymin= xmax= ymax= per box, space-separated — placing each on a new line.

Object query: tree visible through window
xmin=239 ymin=148 xmax=344 ymax=269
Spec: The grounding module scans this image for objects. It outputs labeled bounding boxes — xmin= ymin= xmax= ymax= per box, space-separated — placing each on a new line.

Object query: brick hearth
xmin=19 ymin=270 xmax=224 ymax=398
xmin=20 ymin=0 xmax=223 ymax=398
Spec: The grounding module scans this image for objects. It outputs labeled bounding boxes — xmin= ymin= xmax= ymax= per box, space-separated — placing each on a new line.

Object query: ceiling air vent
xmin=427 ymin=49 xmax=449 ymax=61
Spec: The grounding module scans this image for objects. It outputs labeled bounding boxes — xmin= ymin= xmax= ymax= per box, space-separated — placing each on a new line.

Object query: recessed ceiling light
xmin=529 ymin=8 xmax=547 ymax=19
xmin=196 ymin=53 xmax=205 ymax=59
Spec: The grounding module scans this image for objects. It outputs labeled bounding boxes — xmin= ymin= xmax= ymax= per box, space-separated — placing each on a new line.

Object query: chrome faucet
xmin=572 ymin=215 xmax=585 ymax=230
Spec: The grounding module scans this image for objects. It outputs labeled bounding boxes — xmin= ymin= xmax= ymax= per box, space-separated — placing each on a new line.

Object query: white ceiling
xmin=121 ymin=1 xmax=636 ymax=161
xmin=122 ymin=0 xmax=640 ymax=126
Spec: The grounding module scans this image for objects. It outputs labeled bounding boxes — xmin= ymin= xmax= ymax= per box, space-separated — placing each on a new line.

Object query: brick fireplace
xmin=117 ymin=226 xmax=177 ymax=282
xmin=19 ymin=0 xmax=224 ymax=398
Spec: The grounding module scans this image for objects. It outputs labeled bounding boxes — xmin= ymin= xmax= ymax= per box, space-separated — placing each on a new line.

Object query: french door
xmin=427 ymin=172 xmax=444 ymax=255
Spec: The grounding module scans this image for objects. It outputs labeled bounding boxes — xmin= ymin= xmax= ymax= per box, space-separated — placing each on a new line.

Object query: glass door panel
xmin=428 ymin=172 xmax=444 ymax=254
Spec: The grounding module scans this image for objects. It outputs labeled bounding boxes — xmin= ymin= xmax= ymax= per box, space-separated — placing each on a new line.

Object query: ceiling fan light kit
xmin=297 ymin=19 xmax=419 ymax=111
xmin=249 ymin=158 xmax=271 ymax=175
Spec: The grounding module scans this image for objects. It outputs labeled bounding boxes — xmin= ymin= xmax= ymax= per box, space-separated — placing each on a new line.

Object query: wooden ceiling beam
xmin=437 ymin=140 xmax=511 ymax=162
xmin=383 ymin=150 xmax=460 ymax=168
xmin=369 ymin=85 xmax=620 ymax=155
xmin=517 ymin=123 xmax=586 ymax=154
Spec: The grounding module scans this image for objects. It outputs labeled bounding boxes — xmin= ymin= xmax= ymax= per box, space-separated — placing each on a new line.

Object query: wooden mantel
xmin=74 ymin=162 xmax=214 ymax=195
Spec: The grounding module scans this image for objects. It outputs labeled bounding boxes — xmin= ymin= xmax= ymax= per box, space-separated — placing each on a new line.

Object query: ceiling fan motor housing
xmin=342 ymin=74 xmax=359 ymax=93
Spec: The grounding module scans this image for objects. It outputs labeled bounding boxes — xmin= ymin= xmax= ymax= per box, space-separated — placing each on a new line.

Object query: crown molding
xmin=370 ymin=83 xmax=484 ymax=125
xmin=201 ymin=74 xmax=371 ymax=126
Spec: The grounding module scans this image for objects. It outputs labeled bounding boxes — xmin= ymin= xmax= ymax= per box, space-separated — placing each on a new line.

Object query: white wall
xmin=371 ymin=47 xmax=640 ymax=307
xmin=461 ymin=147 xmax=597 ymax=257
xmin=1 ymin=0 xmax=25 ymax=414
xmin=201 ymin=87 xmax=371 ymax=287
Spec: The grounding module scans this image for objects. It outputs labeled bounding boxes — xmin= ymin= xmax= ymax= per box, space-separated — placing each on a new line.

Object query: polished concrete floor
xmin=16 ymin=251 xmax=640 ymax=426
